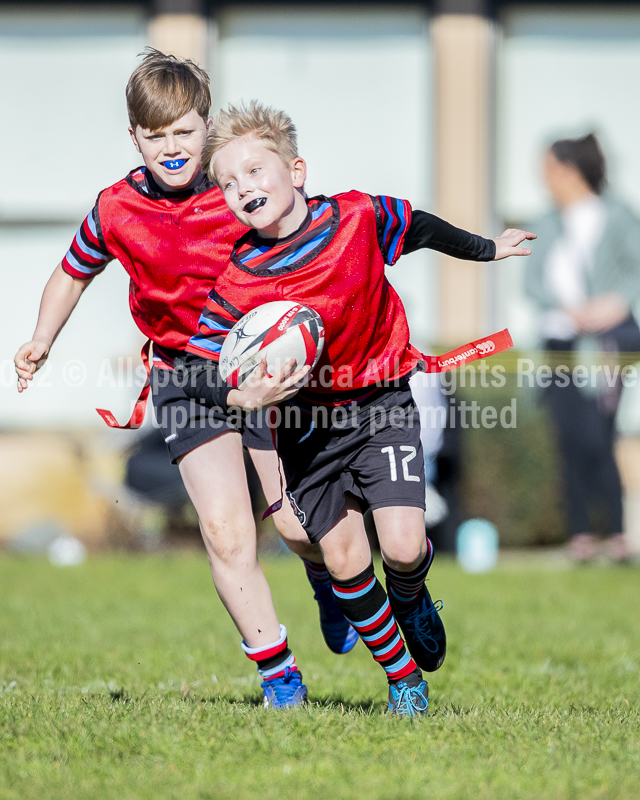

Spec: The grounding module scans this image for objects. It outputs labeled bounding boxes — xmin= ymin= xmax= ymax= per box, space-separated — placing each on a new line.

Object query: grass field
xmin=1 ymin=552 xmax=639 ymax=800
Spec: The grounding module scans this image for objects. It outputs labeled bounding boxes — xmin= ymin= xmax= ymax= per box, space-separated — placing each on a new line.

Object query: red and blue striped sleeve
xmin=185 ymin=289 xmax=241 ymax=361
xmin=61 ymin=205 xmax=113 ymax=279
xmin=373 ymin=195 xmax=412 ymax=266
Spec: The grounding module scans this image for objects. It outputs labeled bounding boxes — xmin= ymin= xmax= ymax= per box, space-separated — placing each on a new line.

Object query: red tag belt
xmin=95 ymin=339 xmax=152 ymax=429
xmin=424 ymin=328 xmax=513 ymax=373
xmin=95 ymin=329 xmax=513 ymax=431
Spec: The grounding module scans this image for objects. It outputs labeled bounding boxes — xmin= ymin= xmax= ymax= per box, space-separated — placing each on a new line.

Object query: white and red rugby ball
xmin=219 ymin=301 xmax=325 ymax=389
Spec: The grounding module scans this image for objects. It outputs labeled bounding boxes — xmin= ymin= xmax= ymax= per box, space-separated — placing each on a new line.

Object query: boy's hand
xmin=227 ymin=358 xmax=311 ymax=410
xmin=14 ymin=339 xmax=51 ymax=392
xmin=492 ymin=228 xmax=536 ymax=260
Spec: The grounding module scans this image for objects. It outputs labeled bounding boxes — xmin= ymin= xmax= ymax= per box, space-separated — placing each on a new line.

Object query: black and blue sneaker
xmin=313 ymin=582 xmax=359 ymax=655
xmin=261 ymin=667 xmax=308 ymax=709
xmin=388 ymin=668 xmax=429 ymax=717
xmin=392 ymin=585 xmax=446 ymax=673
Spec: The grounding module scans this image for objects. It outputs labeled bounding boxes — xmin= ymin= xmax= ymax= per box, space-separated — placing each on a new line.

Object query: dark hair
xmin=550 ymin=133 xmax=607 ymax=195
xmin=126 ymin=48 xmax=210 ymax=130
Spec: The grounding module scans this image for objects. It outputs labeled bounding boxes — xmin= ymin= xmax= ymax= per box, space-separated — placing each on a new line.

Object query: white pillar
xmin=148 ymin=0 xmax=208 ymax=66
xmin=432 ymin=0 xmax=495 ymax=344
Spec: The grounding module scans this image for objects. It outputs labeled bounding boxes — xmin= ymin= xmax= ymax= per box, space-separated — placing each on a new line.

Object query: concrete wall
xmin=0 ymin=5 xmax=147 ymax=429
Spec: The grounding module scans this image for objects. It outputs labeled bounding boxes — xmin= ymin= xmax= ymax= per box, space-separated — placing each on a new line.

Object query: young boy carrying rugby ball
xmin=14 ymin=53 xmax=358 ymax=710
xmin=184 ymin=102 xmax=535 ymax=716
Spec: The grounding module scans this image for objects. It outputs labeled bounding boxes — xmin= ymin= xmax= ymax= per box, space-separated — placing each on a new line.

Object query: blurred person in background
xmin=525 ymin=133 xmax=640 ymax=563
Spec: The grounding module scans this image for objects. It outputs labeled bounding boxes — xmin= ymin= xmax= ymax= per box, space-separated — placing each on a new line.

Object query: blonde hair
xmin=202 ymin=101 xmax=298 ymax=182
xmin=126 ymin=48 xmax=211 ymax=131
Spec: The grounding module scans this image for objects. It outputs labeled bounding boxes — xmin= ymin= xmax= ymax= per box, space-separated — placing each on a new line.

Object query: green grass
xmin=1 ymin=553 xmax=639 ymax=800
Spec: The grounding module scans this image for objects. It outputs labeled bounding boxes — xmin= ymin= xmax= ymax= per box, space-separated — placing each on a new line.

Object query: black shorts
xmin=276 ymin=384 xmax=426 ymax=542
xmin=151 ymin=367 xmax=273 ymax=463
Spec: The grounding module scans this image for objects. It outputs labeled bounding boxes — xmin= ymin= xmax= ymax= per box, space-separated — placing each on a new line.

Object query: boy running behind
xmin=13 ymin=54 xmax=356 ymax=709
xmin=184 ymin=102 xmax=535 ymax=716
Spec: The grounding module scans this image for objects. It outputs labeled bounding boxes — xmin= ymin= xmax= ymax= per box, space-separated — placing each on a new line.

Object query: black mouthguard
xmin=244 ymin=197 xmax=267 ymax=213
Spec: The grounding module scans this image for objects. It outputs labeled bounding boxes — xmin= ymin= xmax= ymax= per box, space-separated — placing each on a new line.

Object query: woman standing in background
xmin=525 ymin=133 xmax=640 ymax=563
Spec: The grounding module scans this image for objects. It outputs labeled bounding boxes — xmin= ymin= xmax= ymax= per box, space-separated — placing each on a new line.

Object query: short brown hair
xmin=126 ymin=48 xmax=211 ymax=131
xmin=202 ymin=101 xmax=298 ymax=183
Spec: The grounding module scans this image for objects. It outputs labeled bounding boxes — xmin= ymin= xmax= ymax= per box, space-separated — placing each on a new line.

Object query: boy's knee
xmin=200 ymin=519 xmax=256 ymax=564
xmin=323 ymin=548 xmax=360 ymax=580
xmin=382 ymin=540 xmax=427 ymax=572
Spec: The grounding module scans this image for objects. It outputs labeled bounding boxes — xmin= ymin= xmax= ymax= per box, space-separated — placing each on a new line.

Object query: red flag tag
xmin=423 ymin=329 xmax=513 ymax=373
xmin=96 ymin=340 xmax=152 ymax=429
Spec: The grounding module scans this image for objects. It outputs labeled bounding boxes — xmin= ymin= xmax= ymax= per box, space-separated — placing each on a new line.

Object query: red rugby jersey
xmin=186 ymin=191 xmax=424 ymax=394
xmin=62 ymin=168 xmax=246 ymax=351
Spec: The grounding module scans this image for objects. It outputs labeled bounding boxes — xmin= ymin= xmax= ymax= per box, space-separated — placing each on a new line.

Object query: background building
xmin=2 ymin=0 xmax=640 ymax=544
xmin=4 ymin=0 xmax=640 ymax=425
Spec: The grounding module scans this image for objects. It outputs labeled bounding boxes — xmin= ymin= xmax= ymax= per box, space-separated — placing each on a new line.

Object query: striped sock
xmin=241 ymin=624 xmax=299 ymax=680
xmin=383 ymin=539 xmax=434 ymax=611
xmin=302 ymin=558 xmax=332 ymax=589
xmin=331 ymin=563 xmax=417 ymax=683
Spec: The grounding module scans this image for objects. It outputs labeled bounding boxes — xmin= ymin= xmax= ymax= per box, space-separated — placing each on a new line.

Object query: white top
xmin=541 ymin=194 xmax=607 ymax=340
xmin=409 ymin=371 xmax=445 ymax=459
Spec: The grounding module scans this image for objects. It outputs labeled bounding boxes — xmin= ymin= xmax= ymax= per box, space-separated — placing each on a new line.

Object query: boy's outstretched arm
xmin=14 ymin=263 xmax=92 ymax=392
xmin=401 ymin=210 xmax=535 ymax=262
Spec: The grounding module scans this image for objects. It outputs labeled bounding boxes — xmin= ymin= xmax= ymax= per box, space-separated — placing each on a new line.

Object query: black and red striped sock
xmin=331 ymin=563 xmax=417 ymax=683
xmin=302 ymin=558 xmax=332 ymax=590
xmin=241 ymin=624 xmax=299 ymax=680
xmin=383 ymin=539 xmax=434 ymax=611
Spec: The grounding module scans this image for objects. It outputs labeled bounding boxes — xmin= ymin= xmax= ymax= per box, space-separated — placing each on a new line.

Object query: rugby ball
xmin=219 ymin=301 xmax=325 ymax=389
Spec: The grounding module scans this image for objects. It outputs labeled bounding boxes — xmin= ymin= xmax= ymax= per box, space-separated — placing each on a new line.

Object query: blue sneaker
xmin=388 ymin=669 xmax=429 ymax=717
xmin=392 ymin=585 xmax=446 ymax=673
xmin=313 ymin=582 xmax=359 ymax=655
xmin=261 ymin=667 xmax=308 ymax=709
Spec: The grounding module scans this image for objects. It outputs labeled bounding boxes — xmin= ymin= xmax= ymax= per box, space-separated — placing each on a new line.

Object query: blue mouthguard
xmin=162 ymin=159 xmax=187 ymax=170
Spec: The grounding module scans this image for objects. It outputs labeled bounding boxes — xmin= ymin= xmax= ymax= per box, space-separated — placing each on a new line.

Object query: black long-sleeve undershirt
xmin=402 ymin=210 xmax=496 ymax=261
